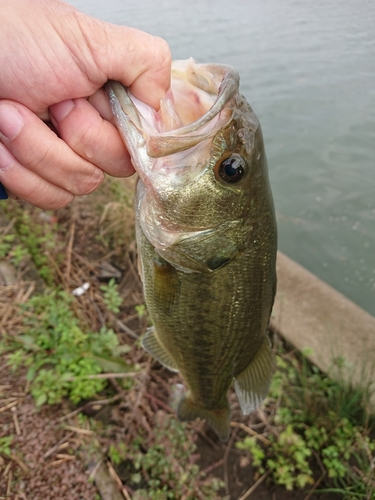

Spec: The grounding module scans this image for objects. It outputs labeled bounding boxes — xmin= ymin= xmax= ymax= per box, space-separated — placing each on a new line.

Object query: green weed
xmin=236 ymin=345 xmax=375 ymax=495
xmin=135 ymin=304 xmax=147 ymax=319
xmin=0 ymin=436 xmax=14 ymax=457
xmin=4 ymin=206 xmax=58 ymax=284
xmin=5 ymin=289 xmax=134 ymax=406
xmin=109 ymin=416 xmax=224 ymax=499
xmin=100 ymin=278 xmax=123 ymax=313
xmin=0 ymin=234 xmax=15 ymax=258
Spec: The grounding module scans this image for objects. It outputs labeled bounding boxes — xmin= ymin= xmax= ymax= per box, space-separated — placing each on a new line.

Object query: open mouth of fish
xmin=106 ymin=57 xmax=240 ymax=167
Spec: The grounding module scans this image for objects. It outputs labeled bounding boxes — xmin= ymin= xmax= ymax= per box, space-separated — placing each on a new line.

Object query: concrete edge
xmin=270 ymin=251 xmax=375 ymax=409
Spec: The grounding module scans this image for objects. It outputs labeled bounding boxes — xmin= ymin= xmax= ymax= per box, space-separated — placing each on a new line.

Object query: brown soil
xmin=0 ymin=363 xmax=98 ymax=500
xmin=0 ymin=359 xmax=339 ymax=500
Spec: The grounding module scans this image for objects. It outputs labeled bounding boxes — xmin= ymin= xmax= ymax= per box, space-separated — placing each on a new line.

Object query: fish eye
xmin=217 ymin=154 xmax=247 ymax=183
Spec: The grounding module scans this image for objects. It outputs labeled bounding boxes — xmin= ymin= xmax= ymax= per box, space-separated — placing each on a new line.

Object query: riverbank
xmin=271 ymin=251 xmax=375 ymax=409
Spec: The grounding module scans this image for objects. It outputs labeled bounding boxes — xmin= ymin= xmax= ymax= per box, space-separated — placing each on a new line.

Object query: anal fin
xmin=177 ymin=395 xmax=231 ymax=442
xmin=234 ymin=336 xmax=274 ymax=415
xmin=141 ymin=328 xmax=179 ymax=372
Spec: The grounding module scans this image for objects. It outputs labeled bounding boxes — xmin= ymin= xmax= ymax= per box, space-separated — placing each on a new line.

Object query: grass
xmin=0 ymin=176 xmax=374 ymax=499
xmin=236 ymin=339 xmax=375 ymax=497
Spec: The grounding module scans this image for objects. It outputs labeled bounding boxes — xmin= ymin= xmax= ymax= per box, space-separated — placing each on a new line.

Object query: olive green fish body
xmin=106 ymin=59 xmax=277 ymax=441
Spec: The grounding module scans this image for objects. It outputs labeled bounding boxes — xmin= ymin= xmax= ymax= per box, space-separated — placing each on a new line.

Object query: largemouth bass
xmin=106 ymin=58 xmax=277 ymax=441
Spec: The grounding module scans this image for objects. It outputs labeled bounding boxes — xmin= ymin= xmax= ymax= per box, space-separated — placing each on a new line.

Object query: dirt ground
xmin=0 ymin=350 xmax=339 ymax=500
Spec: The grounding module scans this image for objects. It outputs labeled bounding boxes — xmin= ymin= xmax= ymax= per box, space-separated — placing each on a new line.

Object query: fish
xmin=106 ymin=58 xmax=277 ymax=441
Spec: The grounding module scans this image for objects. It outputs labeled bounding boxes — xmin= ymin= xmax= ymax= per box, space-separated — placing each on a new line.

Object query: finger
xmin=93 ymin=24 xmax=172 ymax=109
xmin=49 ymin=95 xmax=134 ymax=177
xmin=88 ymin=89 xmax=114 ymax=123
xmin=0 ymin=100 xmax=104 ymax=196
xmin=0 ymin=143 xmax=74 ymax=209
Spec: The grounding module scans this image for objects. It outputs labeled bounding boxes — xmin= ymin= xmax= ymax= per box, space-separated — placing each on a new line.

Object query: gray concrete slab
xmin=270 ymin=251 xmax=375 ymax=409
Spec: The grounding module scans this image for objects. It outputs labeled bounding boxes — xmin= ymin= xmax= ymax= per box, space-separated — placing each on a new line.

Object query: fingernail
xmin=0 ymin=142 xmax=15 ymax=171
xmin=0 ymin=182 xmax=8 ymax=200
xmin=0 ymin=104 xmax=24 ymax=140
xmin=50 ymin=99 xmax=75 ymax=123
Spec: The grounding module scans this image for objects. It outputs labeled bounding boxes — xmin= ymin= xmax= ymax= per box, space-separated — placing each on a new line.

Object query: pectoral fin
xmin=152 ymin=254 xmax=180 ymax=311
xmin=141 ymin=328 xmax=179 ymax=372
xmin=234 ymin=336 xmax=274 ymax=414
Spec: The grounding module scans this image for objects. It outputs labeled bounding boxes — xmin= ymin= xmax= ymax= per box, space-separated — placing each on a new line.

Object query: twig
xmin=145 ymin=393 xmax=174 ymax=413
xmin=65 ymin=221 xmax=75 ymax=282
xmin=1 ymin=216 xmax=16 ymax=237
xmin=6 ymin=469 xmax=12 ymax=495
xmin=20 ymin=282 xmax=35 ymax=304
xmin=237 ymin=469 xmax=271 ymax=500
xmin=44 ymin=432 xmax=74 ymax=458
xmin=0 ymin=400 xmax=17 ymax=413
xmin=88 ymin=457 xmax=103 ymax=482
xmin=224 ymin=427 xmax=238 ymax=496
xmin=63 ymin=425 xmax=94 ymax=436
xmin=304 ymin=471 xmax=327 ymax=500
xmin=106 ymin=460 xmax=123 ymax=488
xmin=3 ymin=461 xmax=12 ymax=477
xmin=9 ymin=455 xmax=29 ymax=474
xmin=122 ymin=487 xmax=132 ymax=500
xmin=72 ymin=251 xmax=98 ymax=273
xmin=48 ymin=458 xmax=71 ymax=467
xmin=114 ymin=318 xmax=139 ymax=339
xmin=230 ymin=421 xmax=271 ymax=446
xmin=57 ymin=393 xmax=125 ymax=423
xmin=11 ymin=407 xmax=21 ymax=436
xmin=202 ymin=458 xmax=225 ymax=475
xmin=56 ymin=454 xmax=75 ymax=461
xmin=64 ymin=372 xmax=138 ymax=381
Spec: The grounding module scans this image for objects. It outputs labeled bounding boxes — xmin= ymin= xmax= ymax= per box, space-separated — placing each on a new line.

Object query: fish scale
xmin=106 ymin=58 xmax=277 ymax=441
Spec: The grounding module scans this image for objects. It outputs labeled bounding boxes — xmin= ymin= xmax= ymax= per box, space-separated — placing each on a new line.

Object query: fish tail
xmin=177 ymin=395 xmax=231 ymax=442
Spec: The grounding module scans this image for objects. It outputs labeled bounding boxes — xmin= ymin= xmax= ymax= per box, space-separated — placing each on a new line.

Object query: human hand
xmin=0 ymin=0 xmax=171 ymax=208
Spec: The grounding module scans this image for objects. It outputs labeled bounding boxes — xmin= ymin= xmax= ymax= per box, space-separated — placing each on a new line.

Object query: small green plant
xmin=109 ymin=416 xmax=224 ymax=499
xmin=100 ymin=278 xmax=122 ymax=313
xmin=0 ymin=234 xmax=15 ymax=258
xmin=236 ymin=345 xmax=375 ymax=495
xmin=108 ymin=442 xmax=128 ymax=466
xmin=135 ymin=304 xmax=147 ymax=319
xmin=236 ymin=436 xmax=265 ymax=470
xmin=6 ymin=289 xmax=133 ymax=406
xmin=0 ymin=436 xmax=14 ymax=457
xmin=267 ymin=426 xmax=314 ymax=490
xmin=9 ymin=207 xmax=58 ymax=284
xmin=10 ymin=244 xmax=29 ymax=266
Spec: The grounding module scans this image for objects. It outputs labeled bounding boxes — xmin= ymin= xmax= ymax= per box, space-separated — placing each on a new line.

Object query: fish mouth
xmin=106 ymin=58 xmax=240 ymax=159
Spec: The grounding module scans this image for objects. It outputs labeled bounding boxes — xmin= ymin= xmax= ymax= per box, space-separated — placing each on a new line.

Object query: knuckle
xmin=23 ymin=141 xmax=55 ymax=172
xmin=20 ymin=181 xmax=74 ymax=210
xmin=71 ymin=167 xmax=104 ymax=195
xmin=151 ymin=37 xmax=172 ymax=75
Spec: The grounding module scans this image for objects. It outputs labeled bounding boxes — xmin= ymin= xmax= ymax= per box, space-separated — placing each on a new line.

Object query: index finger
xmin=97 ymin=25 xmax=172 ymax=109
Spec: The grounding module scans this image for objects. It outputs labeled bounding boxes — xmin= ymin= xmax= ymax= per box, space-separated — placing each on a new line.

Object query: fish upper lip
xmin=151 ymin=64 xmax=239 ymax=138
xmin=145 ymin=66 xmax=239 ymax=158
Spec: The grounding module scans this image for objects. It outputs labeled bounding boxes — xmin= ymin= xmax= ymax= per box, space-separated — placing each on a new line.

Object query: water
xmin=70 ymin=0 xmax=375 ymax=315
